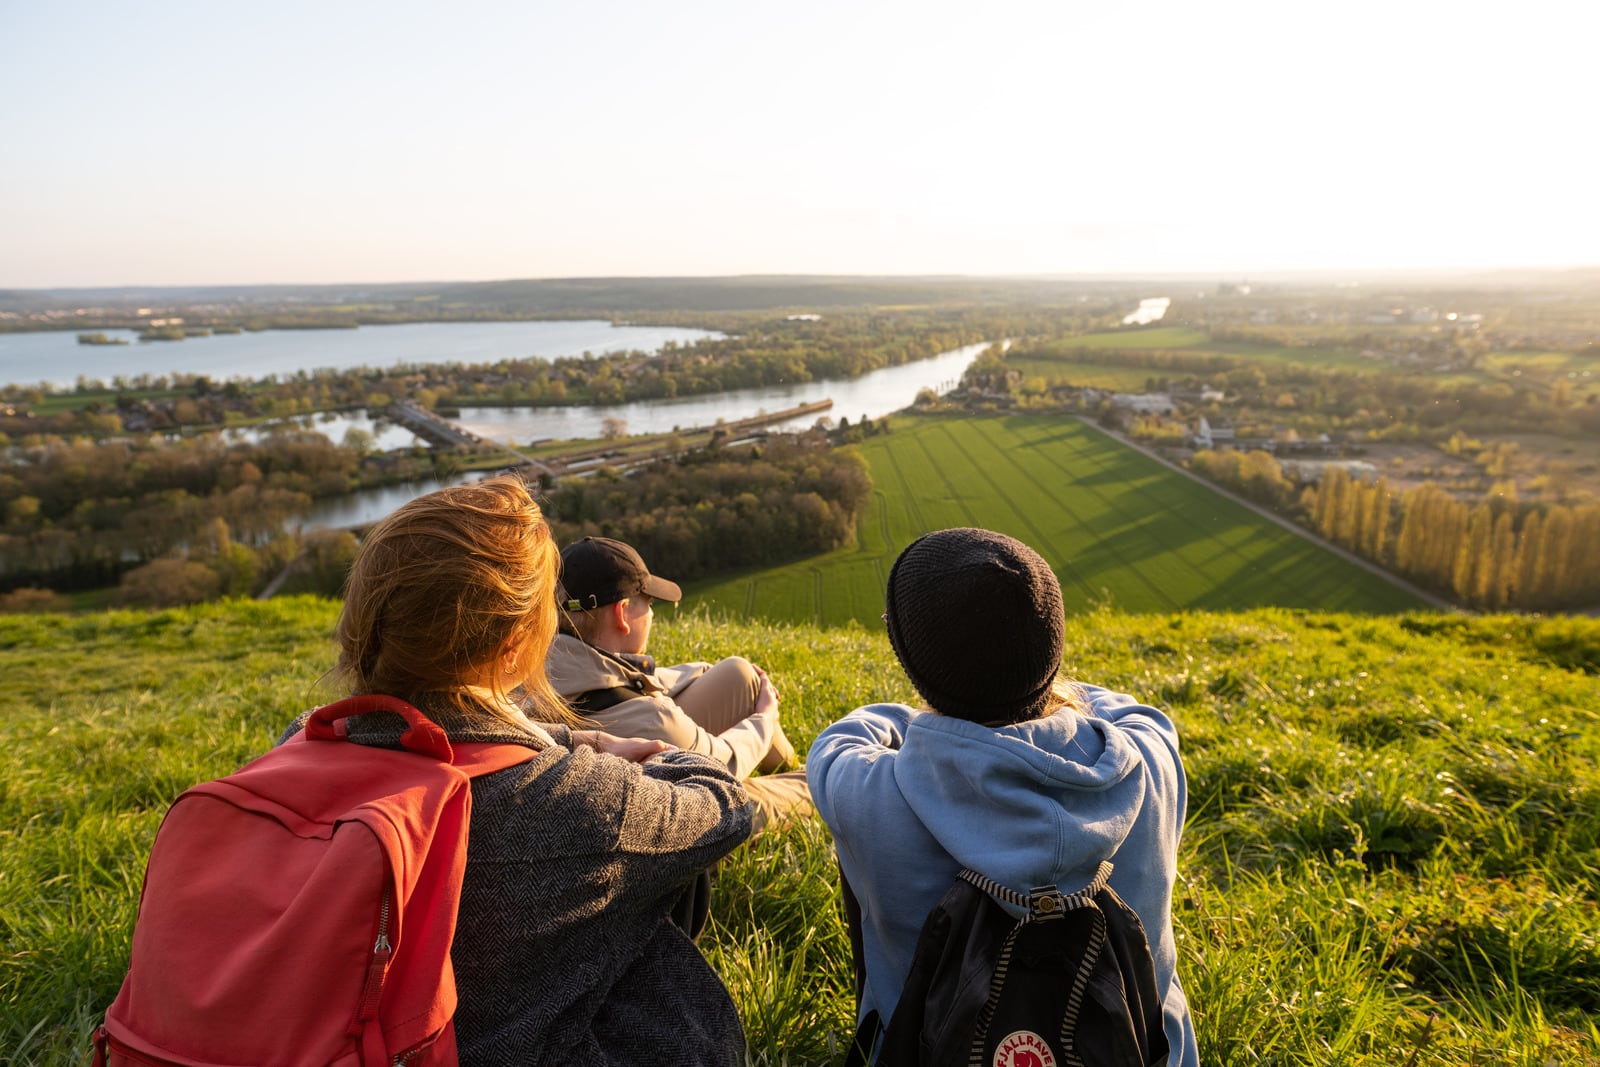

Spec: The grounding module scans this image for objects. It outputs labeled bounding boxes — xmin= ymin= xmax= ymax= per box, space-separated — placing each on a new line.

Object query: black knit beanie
xmin=885 ymin=528 xmax=1066 ymax=725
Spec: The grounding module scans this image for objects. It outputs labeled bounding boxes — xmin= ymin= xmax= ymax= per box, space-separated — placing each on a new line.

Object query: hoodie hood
xmin=892 ymin=707 xmax=1147 ymax=894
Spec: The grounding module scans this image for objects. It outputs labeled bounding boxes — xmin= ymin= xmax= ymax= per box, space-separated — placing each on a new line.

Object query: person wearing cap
xmin=807 ymin=527 xmax=1198 ymax=1067
xmin=544 ymin=536 xmax=812 ymax=832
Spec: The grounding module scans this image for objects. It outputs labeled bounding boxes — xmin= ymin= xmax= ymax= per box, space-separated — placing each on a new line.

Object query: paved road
xmin=1076 ymin=417 xmax=1457 ymax=612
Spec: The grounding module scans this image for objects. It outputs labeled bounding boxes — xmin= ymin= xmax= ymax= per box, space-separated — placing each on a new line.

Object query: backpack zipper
xmin=358 ymin=886 xmax=395 ymax=1021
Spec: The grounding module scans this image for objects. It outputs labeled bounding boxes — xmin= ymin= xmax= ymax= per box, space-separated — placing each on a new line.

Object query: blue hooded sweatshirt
xmin=808 ymin=685 xmax=1197 ymax=1067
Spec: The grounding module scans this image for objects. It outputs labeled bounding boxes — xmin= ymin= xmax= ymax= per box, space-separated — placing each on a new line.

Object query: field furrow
xmin=683 ymin=416 xmax=1424 ymax=625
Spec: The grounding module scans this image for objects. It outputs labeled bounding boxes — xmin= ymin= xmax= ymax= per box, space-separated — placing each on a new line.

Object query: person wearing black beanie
xmin=884 ymin=527 xmax=1068 ymax=725
xmin=810 ymin=528 xmax=1199 ymax=1067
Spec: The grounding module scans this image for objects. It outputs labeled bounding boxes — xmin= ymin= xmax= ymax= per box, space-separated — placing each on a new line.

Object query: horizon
xmin=4 ymin=1 xmax=1597 ymax=289
xmin=10 ymin=263 xmax=1600 ymax=299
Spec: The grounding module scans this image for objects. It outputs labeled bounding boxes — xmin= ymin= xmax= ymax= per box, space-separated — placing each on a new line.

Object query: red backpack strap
xmin=305 ymin=695 xmax=541 ymax=778
xmin=451 ymin=742 xmax=542 ymax=778
xmin=308 ymin=694 xmax=454 ymax=759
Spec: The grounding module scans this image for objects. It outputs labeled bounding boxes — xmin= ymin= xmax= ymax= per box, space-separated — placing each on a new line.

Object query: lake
xmin=0 ymin=320 xmax=723 ymax=389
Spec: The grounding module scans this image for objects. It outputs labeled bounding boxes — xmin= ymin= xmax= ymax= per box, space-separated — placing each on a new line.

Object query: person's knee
xmin=714 ymin=656 xmax=760 ymax=701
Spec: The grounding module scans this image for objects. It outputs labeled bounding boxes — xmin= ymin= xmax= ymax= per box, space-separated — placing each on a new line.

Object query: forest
xmin=0 ymin=431 xmax=440 ymax=599
xmin=0 ymin=428 xmax=879 ymax=611
xmin=542 ymin=437 xmax=874 ymax=581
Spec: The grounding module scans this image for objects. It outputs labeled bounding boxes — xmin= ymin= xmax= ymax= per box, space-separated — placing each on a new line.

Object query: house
xmin=1190 ymin=416 xmax=1236 ymax=449
xmin=1110 ymin=392 xmax=1176 ymax=415
xmin=1278 ymin=459 xmax=1379 ymax=484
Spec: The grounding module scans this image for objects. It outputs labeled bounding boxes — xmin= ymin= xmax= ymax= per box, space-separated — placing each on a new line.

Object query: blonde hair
xmin=334 ymin=474 xmax=572 ymax=727
xmin=928 ymin=676 xmax=1088 ymax=725
xmin=1041 ymin=675 xmax=1089 ymax=718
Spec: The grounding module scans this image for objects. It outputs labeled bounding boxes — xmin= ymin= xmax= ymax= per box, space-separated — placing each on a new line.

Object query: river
xmin=300 ymin=340 xmax=993 ymax=530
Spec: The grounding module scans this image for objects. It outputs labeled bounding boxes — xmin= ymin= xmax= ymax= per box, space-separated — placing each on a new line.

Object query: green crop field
xmin=1018 ymin=325 xmax=1379 ymax=377
xmin=1003 ymin=356 xmax=1155 ymax=390
xmin=686 ymin=416 xmax=1422 ymax=625
xmin=1065 ymin=326 xmax=1212 ymax=349
xmin=5 ymin=600 xmax=1599 ymax=1064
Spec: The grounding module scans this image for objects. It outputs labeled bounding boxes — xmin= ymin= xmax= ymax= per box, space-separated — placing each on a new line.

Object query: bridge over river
xmin=387 ymin=397 xmax=834 ymax=480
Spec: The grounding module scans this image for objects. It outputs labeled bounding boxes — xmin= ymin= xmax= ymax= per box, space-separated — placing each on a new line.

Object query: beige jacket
xmin=545 ymin=634 xmax=778 ymax=779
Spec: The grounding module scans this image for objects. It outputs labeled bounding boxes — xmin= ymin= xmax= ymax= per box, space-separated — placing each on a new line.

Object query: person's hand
xmin=573 ymin=730 xmax=676 ymax=763
xmin=753 ymin=666 xmax=781 ymax=719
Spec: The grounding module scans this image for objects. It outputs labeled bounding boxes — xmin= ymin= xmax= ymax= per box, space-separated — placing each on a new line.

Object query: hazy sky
xmin=3 ymin=0 xmax=1595 ymax=287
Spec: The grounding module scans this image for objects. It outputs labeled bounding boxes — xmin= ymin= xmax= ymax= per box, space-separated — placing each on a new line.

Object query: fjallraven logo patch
xmin=991 ymin=1030 xmax=1056 ymax=1067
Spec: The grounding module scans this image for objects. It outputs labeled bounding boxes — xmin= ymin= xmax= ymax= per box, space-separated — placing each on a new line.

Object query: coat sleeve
xmin=1081 ymin=685 xmax=1182 ymax=760
xmin=1080 ymin=684 xmax=1188 ymax=850
xmin=805 ymin=703 xmax=917 ymax=829
xmin=610 ymin=750 xmax=755 ymax=886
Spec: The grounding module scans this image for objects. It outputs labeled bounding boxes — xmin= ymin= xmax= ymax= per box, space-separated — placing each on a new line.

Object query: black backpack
xmin=845 ymin=861 xmax=1170 ymax=1067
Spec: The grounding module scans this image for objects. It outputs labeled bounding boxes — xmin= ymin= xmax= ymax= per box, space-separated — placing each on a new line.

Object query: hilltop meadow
xmin=3 ymin=598 xmax=1598 ymax=1065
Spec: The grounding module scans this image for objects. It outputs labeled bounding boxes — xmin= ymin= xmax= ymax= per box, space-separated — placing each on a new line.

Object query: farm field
xmin=686 ymin=415 xmax=1423 ymax=625
xmin=1482 ymin=349 xmax=1600 ymax=399
xmin=1051 ymin=324 xmax=1600 ymax=395
xmin=1018 ymin=325 xmax=1379 ymax=375
xmin=5 ymin=600 xmax=1598 ymax=1065
xmin=1002 ymin=355 xmax=1154 ymax=390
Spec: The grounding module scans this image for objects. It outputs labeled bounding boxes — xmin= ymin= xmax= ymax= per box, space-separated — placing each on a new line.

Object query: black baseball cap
xmin=558 ymin=537 xmax=682 ymax=611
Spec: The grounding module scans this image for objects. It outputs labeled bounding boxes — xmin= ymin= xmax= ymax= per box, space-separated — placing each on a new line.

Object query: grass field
xmin=1013 ymin=325 xmax=1381 ymax=378
xmin=1482 ymin=349 xmax=1600 ymax=399
xmin=1025 ymin=325 xmax=1599 ymax=396
xmin=686 ymin=416 xmax=1422 ymax=625
xmin=4 ymin=600 xmax=1598 ymax=1064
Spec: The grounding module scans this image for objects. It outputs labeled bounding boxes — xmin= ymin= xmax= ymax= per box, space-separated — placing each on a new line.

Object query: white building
xmin=1192 ymin=416 xmax=1237 ymax=449
xmin=1111 ymin=392 xmax=1176 ymax=415
xmin=1279 ymin=459 xmax=1378 ymax=484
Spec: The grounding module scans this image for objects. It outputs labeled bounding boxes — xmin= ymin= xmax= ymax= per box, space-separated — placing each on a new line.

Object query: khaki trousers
xmin=673 ymin=656 xmax=813 ymax=833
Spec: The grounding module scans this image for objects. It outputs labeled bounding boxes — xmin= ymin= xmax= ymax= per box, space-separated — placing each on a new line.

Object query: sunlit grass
xmin=4 ymin=601 xmax=1598 ymax=1064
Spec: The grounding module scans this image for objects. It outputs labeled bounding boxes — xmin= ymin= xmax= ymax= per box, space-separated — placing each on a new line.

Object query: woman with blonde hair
xmin=284 ymin=475 xmax=754 ymax=1065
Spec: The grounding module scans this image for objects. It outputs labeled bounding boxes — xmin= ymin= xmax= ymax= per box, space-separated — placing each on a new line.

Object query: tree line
xmin=1191 ymin=450 xmax=1600 ymax=610
xmin=541 ymin=436 xmax=873 ymax=581
xmin=1303 ymin=468 xmax=1600 ymax=610
xmin=0 ymin=430 xmax=443 ymax=595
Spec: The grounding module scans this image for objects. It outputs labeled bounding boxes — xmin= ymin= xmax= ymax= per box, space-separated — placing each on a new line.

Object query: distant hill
xmin=0 ymin=275 xmax=1146 ymax=317
xmin=5 ymin=266 xmax=1597 ymax=318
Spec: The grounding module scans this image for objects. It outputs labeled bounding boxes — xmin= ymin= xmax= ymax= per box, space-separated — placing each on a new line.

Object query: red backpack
xmin=94 ymin=695 xmax=537 ymax=1067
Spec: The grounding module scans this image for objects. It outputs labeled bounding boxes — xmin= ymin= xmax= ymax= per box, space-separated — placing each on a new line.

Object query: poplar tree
xmin=1514 ymin=509 xmax=1545 ymax=605
xmin=1365 ymin=482 xmax=1394 ymax=563
xmin=1453 ymin=503 xmax=1492 ymax=604
xmin=1487 ymin=511 xmax=1516 ymax=608
xmin=1542 ymin=507 xmax=1575 ymax=607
